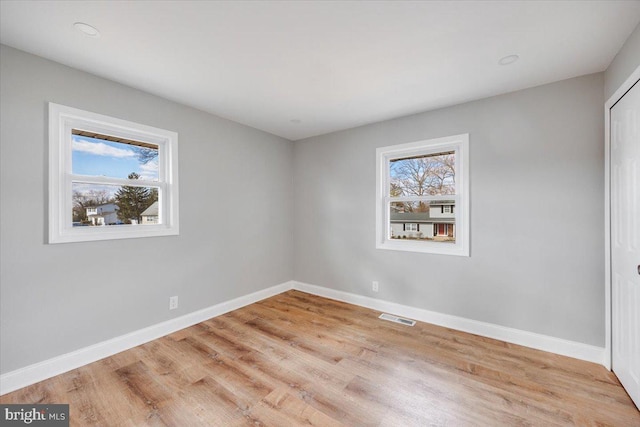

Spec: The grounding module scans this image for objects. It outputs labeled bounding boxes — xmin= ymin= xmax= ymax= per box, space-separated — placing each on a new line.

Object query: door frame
xmin=604 ymin=64 xmax=640 ymax=370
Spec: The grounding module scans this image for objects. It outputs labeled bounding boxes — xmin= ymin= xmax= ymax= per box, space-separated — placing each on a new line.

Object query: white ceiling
xmin=1 ymin=1 xmax=639 ymax=141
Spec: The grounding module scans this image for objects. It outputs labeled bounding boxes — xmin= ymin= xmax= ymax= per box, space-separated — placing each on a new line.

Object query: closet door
xmin=611 ymin=77 xmax=640 ymax=409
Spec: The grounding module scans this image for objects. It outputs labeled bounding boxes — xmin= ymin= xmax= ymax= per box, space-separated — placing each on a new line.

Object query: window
xmin=49 ymin=103 xmax=179 ymax=243
xmin=376 ymin=134 xmax=469 ymax=256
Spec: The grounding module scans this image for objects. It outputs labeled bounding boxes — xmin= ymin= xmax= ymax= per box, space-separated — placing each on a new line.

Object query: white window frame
xmin=48 ymin=103 xmax=179 ymax=243
xmin=376 ymin=133 xmax=469 ymax=256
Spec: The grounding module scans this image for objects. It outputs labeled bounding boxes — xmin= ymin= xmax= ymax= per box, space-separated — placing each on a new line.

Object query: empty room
xmin=1 ymin=1 xmax=639 ymax=425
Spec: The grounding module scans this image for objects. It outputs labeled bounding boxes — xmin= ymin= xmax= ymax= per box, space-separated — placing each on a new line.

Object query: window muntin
xmin=376 ymin=134 xmax=469 ymax=256
xmin=49 ymin=103 xmax=179 ymax=243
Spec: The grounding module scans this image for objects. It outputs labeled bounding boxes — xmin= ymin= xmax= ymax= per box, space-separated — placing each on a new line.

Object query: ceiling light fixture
xmin=74 ymin=22 xmax=100 ymax=38
xmin=498 ymin=54 xmax=519 ymax=66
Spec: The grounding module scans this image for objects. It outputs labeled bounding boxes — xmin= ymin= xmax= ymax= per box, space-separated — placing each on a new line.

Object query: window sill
xmin=49 ymin=224 xmax=179 ymax=244
xmin=376 ymin=240 xmax=469 ymax=256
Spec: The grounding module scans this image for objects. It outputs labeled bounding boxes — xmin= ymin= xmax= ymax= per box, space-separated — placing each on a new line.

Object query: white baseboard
xmin=2 ymin=279 xmax=606 ymax=396
xmin=292 ymin=281 xmax=606 ymax=366
xmin=0 ymin=281 xmax=294 ymax=396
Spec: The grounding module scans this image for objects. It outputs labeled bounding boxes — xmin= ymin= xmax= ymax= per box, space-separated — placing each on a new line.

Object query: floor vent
xmin=379 ymin=313 xmax=416 ymax=326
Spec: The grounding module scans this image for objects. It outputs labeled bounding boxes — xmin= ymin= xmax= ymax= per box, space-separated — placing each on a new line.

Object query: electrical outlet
xmin=169 ymin=296 xmax=178 ymax=310
xmin=372 ymin=281 xmax=379 ymax=292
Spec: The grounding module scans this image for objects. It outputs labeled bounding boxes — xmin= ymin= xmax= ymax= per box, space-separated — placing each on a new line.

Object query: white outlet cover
xmin=169 ymin=296 xmax=178 ymax=309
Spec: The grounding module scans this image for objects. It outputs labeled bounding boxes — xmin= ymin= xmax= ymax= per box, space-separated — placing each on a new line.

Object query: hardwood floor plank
xmin=249 ymin=388 xmax=345 ymax=427
xmin=201 ymin=316 xmax=356 ymax=390
xmin=115 ymin=361 xmax=172 ymax=411
xmin=63 ymin=367 xmax=143 ymax=425
xmin=1 ymin=290 xmax=637 ymax=426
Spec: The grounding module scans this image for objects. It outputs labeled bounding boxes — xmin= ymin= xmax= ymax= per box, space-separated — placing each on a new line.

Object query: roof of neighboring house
xmin=88 ymin=202 xmax=117 ymax=208
xmin=390 ymin=211 xmax=455 ymax=224
xmin=141 ymin=201 xmax=159 ymax=217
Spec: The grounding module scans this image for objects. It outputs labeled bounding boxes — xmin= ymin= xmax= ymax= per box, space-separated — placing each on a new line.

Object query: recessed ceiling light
xmin=498 ymin=54 xmax=519 ymax=66
xmin=290 ymin=119 xmax=302 ymax=125
xmin=74 ymin=22 xmax=100 ymax=38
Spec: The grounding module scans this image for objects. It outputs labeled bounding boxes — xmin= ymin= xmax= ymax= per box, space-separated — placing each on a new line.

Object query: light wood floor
xmin=2 ymin=290 xmax=638 ymax=426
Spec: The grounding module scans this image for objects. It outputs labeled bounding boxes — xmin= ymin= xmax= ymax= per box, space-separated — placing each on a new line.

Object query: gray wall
xmin=0 ymin=45 xmax=294 ymax=374
xmin=293 ymin=73 xmax=605 ymax=347
xmin=605 ymin=22 xmax=640 ymax=100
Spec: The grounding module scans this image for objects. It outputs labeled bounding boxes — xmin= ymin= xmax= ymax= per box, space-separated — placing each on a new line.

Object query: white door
xmin=611 ymin=78 xmax=640 ymax=409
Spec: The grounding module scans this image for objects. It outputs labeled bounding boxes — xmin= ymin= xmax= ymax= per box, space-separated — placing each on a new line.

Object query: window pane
xmin=389 ymin=200 xmax=455 ymax=242
xmin=389 ymin=151 xmax=455 ymax=196
xmin=72 ymin=133 xmax=159 ymax=181
xmin=72 ymin=182 xmax=160 ymax=226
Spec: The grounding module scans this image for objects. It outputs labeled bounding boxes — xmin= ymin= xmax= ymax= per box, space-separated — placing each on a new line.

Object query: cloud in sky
xmin=73 ymin=139 xmax=136 ymax=158
xmin=140 ymin=160 xmax=158 ymax=173
xmin=139 ymin=160 xmax=159 ymax=181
